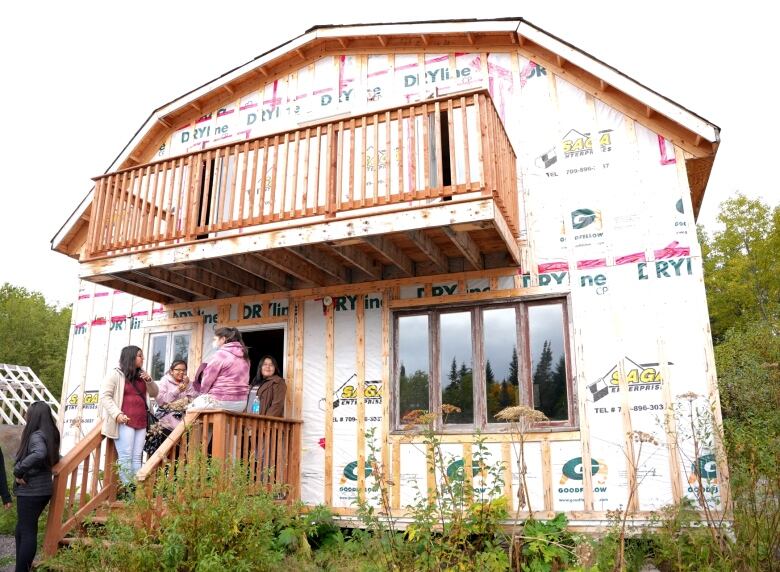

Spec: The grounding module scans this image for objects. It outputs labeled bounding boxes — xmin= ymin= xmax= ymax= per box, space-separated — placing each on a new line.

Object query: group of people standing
xmin=98 ymin=326 xmax=287 ymax=487
xmin=0 ymin=326 xmax=286 ymax=571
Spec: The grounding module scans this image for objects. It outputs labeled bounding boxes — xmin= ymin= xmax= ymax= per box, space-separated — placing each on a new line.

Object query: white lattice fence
xmin=0 ymin=364 xmax=60 ymax=425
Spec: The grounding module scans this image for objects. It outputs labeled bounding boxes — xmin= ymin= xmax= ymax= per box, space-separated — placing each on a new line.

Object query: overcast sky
xmin=1 ymin=1 xmax=776 ymax=306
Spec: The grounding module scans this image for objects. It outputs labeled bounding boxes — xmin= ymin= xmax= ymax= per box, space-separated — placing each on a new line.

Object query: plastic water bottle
xmin=251 ymin=393 xmax=260 ymax=414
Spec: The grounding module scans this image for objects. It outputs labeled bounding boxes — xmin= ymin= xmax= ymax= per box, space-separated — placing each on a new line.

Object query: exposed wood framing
xmin=325 ymin=305 xmax=335 ymax=505
xmin=127 ymin=270 xmax=196 ymax=301
xmin=356 ymin=296 xmax=366 ymax=502
xmin=658 ymin=337 xmax=682 ymax=503
xmin=195 ymin=259 xmax=266 ymax=293
xmin=177 ymin=267 xmax=241 ymax=296
xmin=541 ymin=438 xmax=553 ymax=512
xmin=406 ymin=230 xmax=448 ymax=272
xmin=287 ymin=246 xmax=350 ymax=283
xmin=144 ymin=267 xmax=218 ymax=299
xmin=324 ymin=244 xmax=382 ymax=280
xmin=362 ymin=236 xmax=414 ymax=277
xmin=441 ymin=227 xmax=483 ymax=270
xmin=228 ymin=253 xmax=291 ymax=290
xmin=256 ymin=250 xmax=332 ymax=286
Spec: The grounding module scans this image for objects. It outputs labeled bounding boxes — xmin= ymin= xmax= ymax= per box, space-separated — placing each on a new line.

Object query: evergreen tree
xmin=508 ymin=347 xmax=519 ymax=386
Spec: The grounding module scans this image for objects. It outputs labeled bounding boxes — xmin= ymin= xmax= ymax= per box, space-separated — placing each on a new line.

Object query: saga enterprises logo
xmin=571 ymin=208 xmax=602 ymax=230
xmin=587 ymin=357 xmax=670 ymax=403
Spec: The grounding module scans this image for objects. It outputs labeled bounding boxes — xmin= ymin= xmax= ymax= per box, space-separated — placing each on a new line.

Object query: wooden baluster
xmin=383 ymin=110 xmax=391 ymax=205
xmin=409 ymin=105 xmax=417 ymax=198
xmin=474 ymin=94 xmax=486 ymax=192
xmin=447 ymin=99 xmax=456 ymax=196
xmin=325 ymin=123 xmax=338 ymax=218
xmin=226 ymin=143 xmax=240 ymax=229
xmin=290 ymin=422 xmax=301 ymax=501
xmin=186 ymin=153 xmax=203 ymax=240
xmin=300 ymin=128 xmax=310 ymax=217
xmin=257 ymin=138 xmax=270 ymax=224
xmin=90 ymin=439 xmax=102 ymax=498
xmin=348 ymin=118 xmax=356 ymax=210
xmin=114 ymin=171 xmax=131 ymax=250
xmin=311 ymin=125 xmax=321 ymax=216
xmin=434 ymin=101 xmax=443 ymax=195
xmin=277 ymin=133 xmax=290 ymax=221
xmin=97 ymin=174 xmax=117 ymax=253
xmin=152 ymin=161 xmax=168 ymax=240
xmin=86 ymin=177 xmax=105 ymax=255
xmin=164 ymin=158 xmax=181 ymax=241
xmin=397 ymin=108 xmax=405 ymax=200
xmin=268 ymin=135 xmax=279 ymax=222
xmin=290 ymin=131 xmax=300 ymax=218
xmin=371 ymin=113 xmax=379 ymax=206
xmin=141 ymin=163 xmax=160 ymax=245
xmin=247 ymin=139 xmax=260 ymax=224
xmin=461 ymin=97 xmax=471 ymax=191
xmin=79 ymin=451 xmax=91 ymax=508
xmin=421 ymin=102 xmax=430 ymax=196
xmin=238 ymin=141 xmax=250 ymax=224
xmin=199 ymin=150 xmax=214 ymax=230
xmin=215 ymin=147 xmax=231 ymax=231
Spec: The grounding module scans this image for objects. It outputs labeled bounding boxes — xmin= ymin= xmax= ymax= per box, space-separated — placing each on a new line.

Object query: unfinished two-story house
xmin=45 ymin=17 xmax=726 ymax=551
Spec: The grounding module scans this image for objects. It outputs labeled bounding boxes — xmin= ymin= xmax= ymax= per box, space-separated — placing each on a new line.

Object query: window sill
xmin=390 ymin=426 xmax=580 ymax=443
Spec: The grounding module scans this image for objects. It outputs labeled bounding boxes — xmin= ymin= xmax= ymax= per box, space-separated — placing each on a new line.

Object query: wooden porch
xmin=42 ymin=410 xmax=302 ymax=556
xmin=80 ymin=90 xmax=521 ymax=303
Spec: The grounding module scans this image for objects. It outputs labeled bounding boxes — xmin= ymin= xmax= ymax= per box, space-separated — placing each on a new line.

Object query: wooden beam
xmin=177 ymin=267 xmax=241 ymax=296
xmin=362 ymin=236 xmax=414 ymax=277
xmin=466 ymin=32 xmax=475 ymax=45
xmin=420 ymin=34 xmax=429 ymax=46
xmin=255 ymin=250 xmax=332 ymax=286
xmin=195 ymin=259 xmax=266 ymax=293
xmin=256 ymin=66 xmax=268 ymax=77
xmin=126 ymin=270 xmax=195 ymax=301
xmin=98 ymin=276 xmax=174 ymax=305
xmin=441 ymin=227 xmax=483 ymax=270
xmin=222 ymin=84 xmax=234 ymax=95
xmin=377 ymin=35 xmax=387 ymax=47
xmin=295 ymin=48 xmax=306 ymax=60
xmin=157 ymin=116 xmax=172 ymax=128
xmin=645 ymin=105 xmax=654 ymax=118
xmin=287 ymin=245 xmax=349 ymax=283
xmin=144 ymin=267 xmax=218 ymax=298
xmin=189 ymin=102 xmax=201 ymax=112
xmin=599 ymin=79 xmax=609 ymax=92
xmin=325 ymin=243 xmax=381 ymax=280
xmin=555 ymin=54 xmax=566 ymax=68
xmin=337 ymin=38 xmax=348 ymax=49
xmin=228 ymin=253 xmax=291 ymax=290
xmin=406 ymin=230 xmax=448 ymax=273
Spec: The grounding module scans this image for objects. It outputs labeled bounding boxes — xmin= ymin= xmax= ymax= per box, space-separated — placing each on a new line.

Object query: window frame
xmin=392 ymin=296 xmax=576 ymax=434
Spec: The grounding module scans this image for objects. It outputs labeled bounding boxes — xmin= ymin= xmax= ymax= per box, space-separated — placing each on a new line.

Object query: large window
xmin=149 ymin=331 xmax=191 ymax=381
xmin=395 ymin=299 xmax=573 ymax=431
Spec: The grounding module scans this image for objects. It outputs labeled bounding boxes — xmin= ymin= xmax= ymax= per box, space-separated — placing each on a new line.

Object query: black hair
xmin=118 ymin=345 xmax=143 ymax=380
xmin=214 ymin=327 xmax=249 ymax=361
xmin=16 ymin=401 xmax=60 ymax=468
xmin=169 ymin=359 xmax=187 ymax=372
xmin=254 ymin=355 xmax=280 ymax=383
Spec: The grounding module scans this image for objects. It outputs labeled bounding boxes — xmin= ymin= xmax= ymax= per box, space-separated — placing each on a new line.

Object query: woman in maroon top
xmin=98 ymin=346 xmax=159 ymax=486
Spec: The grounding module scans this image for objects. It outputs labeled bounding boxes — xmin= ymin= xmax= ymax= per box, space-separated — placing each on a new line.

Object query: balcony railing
xmin=86 ymin=90 xmax=518 ymax=259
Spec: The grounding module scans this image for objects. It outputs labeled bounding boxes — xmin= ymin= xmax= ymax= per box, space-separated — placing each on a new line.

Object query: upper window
xmin=395 ymin=299 xmax=573 ymax=431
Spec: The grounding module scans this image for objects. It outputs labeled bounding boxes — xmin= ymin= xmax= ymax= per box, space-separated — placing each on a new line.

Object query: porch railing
xmin=86 ymin=89 xmax=518 ymax=258
xmin=42 ymin=410 xmax=301 ymax=556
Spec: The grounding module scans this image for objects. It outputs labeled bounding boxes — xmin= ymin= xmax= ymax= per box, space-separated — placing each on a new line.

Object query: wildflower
xmin=630 ymin=430 xmax=659 ymax=446
xmin=677 ymin=391 xmax=700 ymax=402
xmin=494 ymin=405 xmax=548 ymax=424
xmin=441 ymin=404 xmax=462 ymax=415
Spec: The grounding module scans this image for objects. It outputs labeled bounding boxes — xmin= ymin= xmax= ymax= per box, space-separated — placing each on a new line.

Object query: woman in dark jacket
xmin=14 ymin=401 xmax=60 ymax=572
xmin=246 ymin=355 xmax=286 ymax=417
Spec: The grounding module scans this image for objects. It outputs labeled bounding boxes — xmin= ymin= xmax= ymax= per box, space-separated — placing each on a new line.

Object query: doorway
xmin=240 ymin=326 xmax=286 ymax=384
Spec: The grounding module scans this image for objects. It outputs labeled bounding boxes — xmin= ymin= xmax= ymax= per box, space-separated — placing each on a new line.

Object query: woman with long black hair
xmin=13 ymin=401 xmax=60 ymax=572
xmin=98 ymin=345 xmax=159 ymax=486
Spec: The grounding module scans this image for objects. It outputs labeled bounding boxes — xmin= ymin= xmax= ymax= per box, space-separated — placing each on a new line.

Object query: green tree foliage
xmin=398 ymin=363 xmax=430 ymax=419
xmin=699 ymin=194 xmax=780 ymax=341
xmin=0 ymin=283 xmax=71 ymax=399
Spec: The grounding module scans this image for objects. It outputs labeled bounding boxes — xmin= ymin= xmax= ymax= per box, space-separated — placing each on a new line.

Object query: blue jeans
xmin=115 ymin=424 xmax=146 ymax=484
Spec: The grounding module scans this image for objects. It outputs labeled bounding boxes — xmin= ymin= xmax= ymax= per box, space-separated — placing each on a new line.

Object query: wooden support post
xmin=356 ymin=295 xmax=366 ymax=503
xmin=325 ymin=305 xmax=335 ymax=505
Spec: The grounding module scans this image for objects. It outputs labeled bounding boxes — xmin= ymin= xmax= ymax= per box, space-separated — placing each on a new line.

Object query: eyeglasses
xmin=172 ymin=369 xmax=187 ymax=373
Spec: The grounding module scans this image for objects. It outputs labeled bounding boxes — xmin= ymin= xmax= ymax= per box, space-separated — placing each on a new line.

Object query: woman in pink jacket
xmin=155 ymin=360 xmax=200 ymax=430
xmin=200 ymin=327 xmax=250 ymax=412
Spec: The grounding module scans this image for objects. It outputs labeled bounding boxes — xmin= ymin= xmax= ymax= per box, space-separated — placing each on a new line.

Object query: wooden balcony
xmin=83 ymin=90 xmax=521 ymax=302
